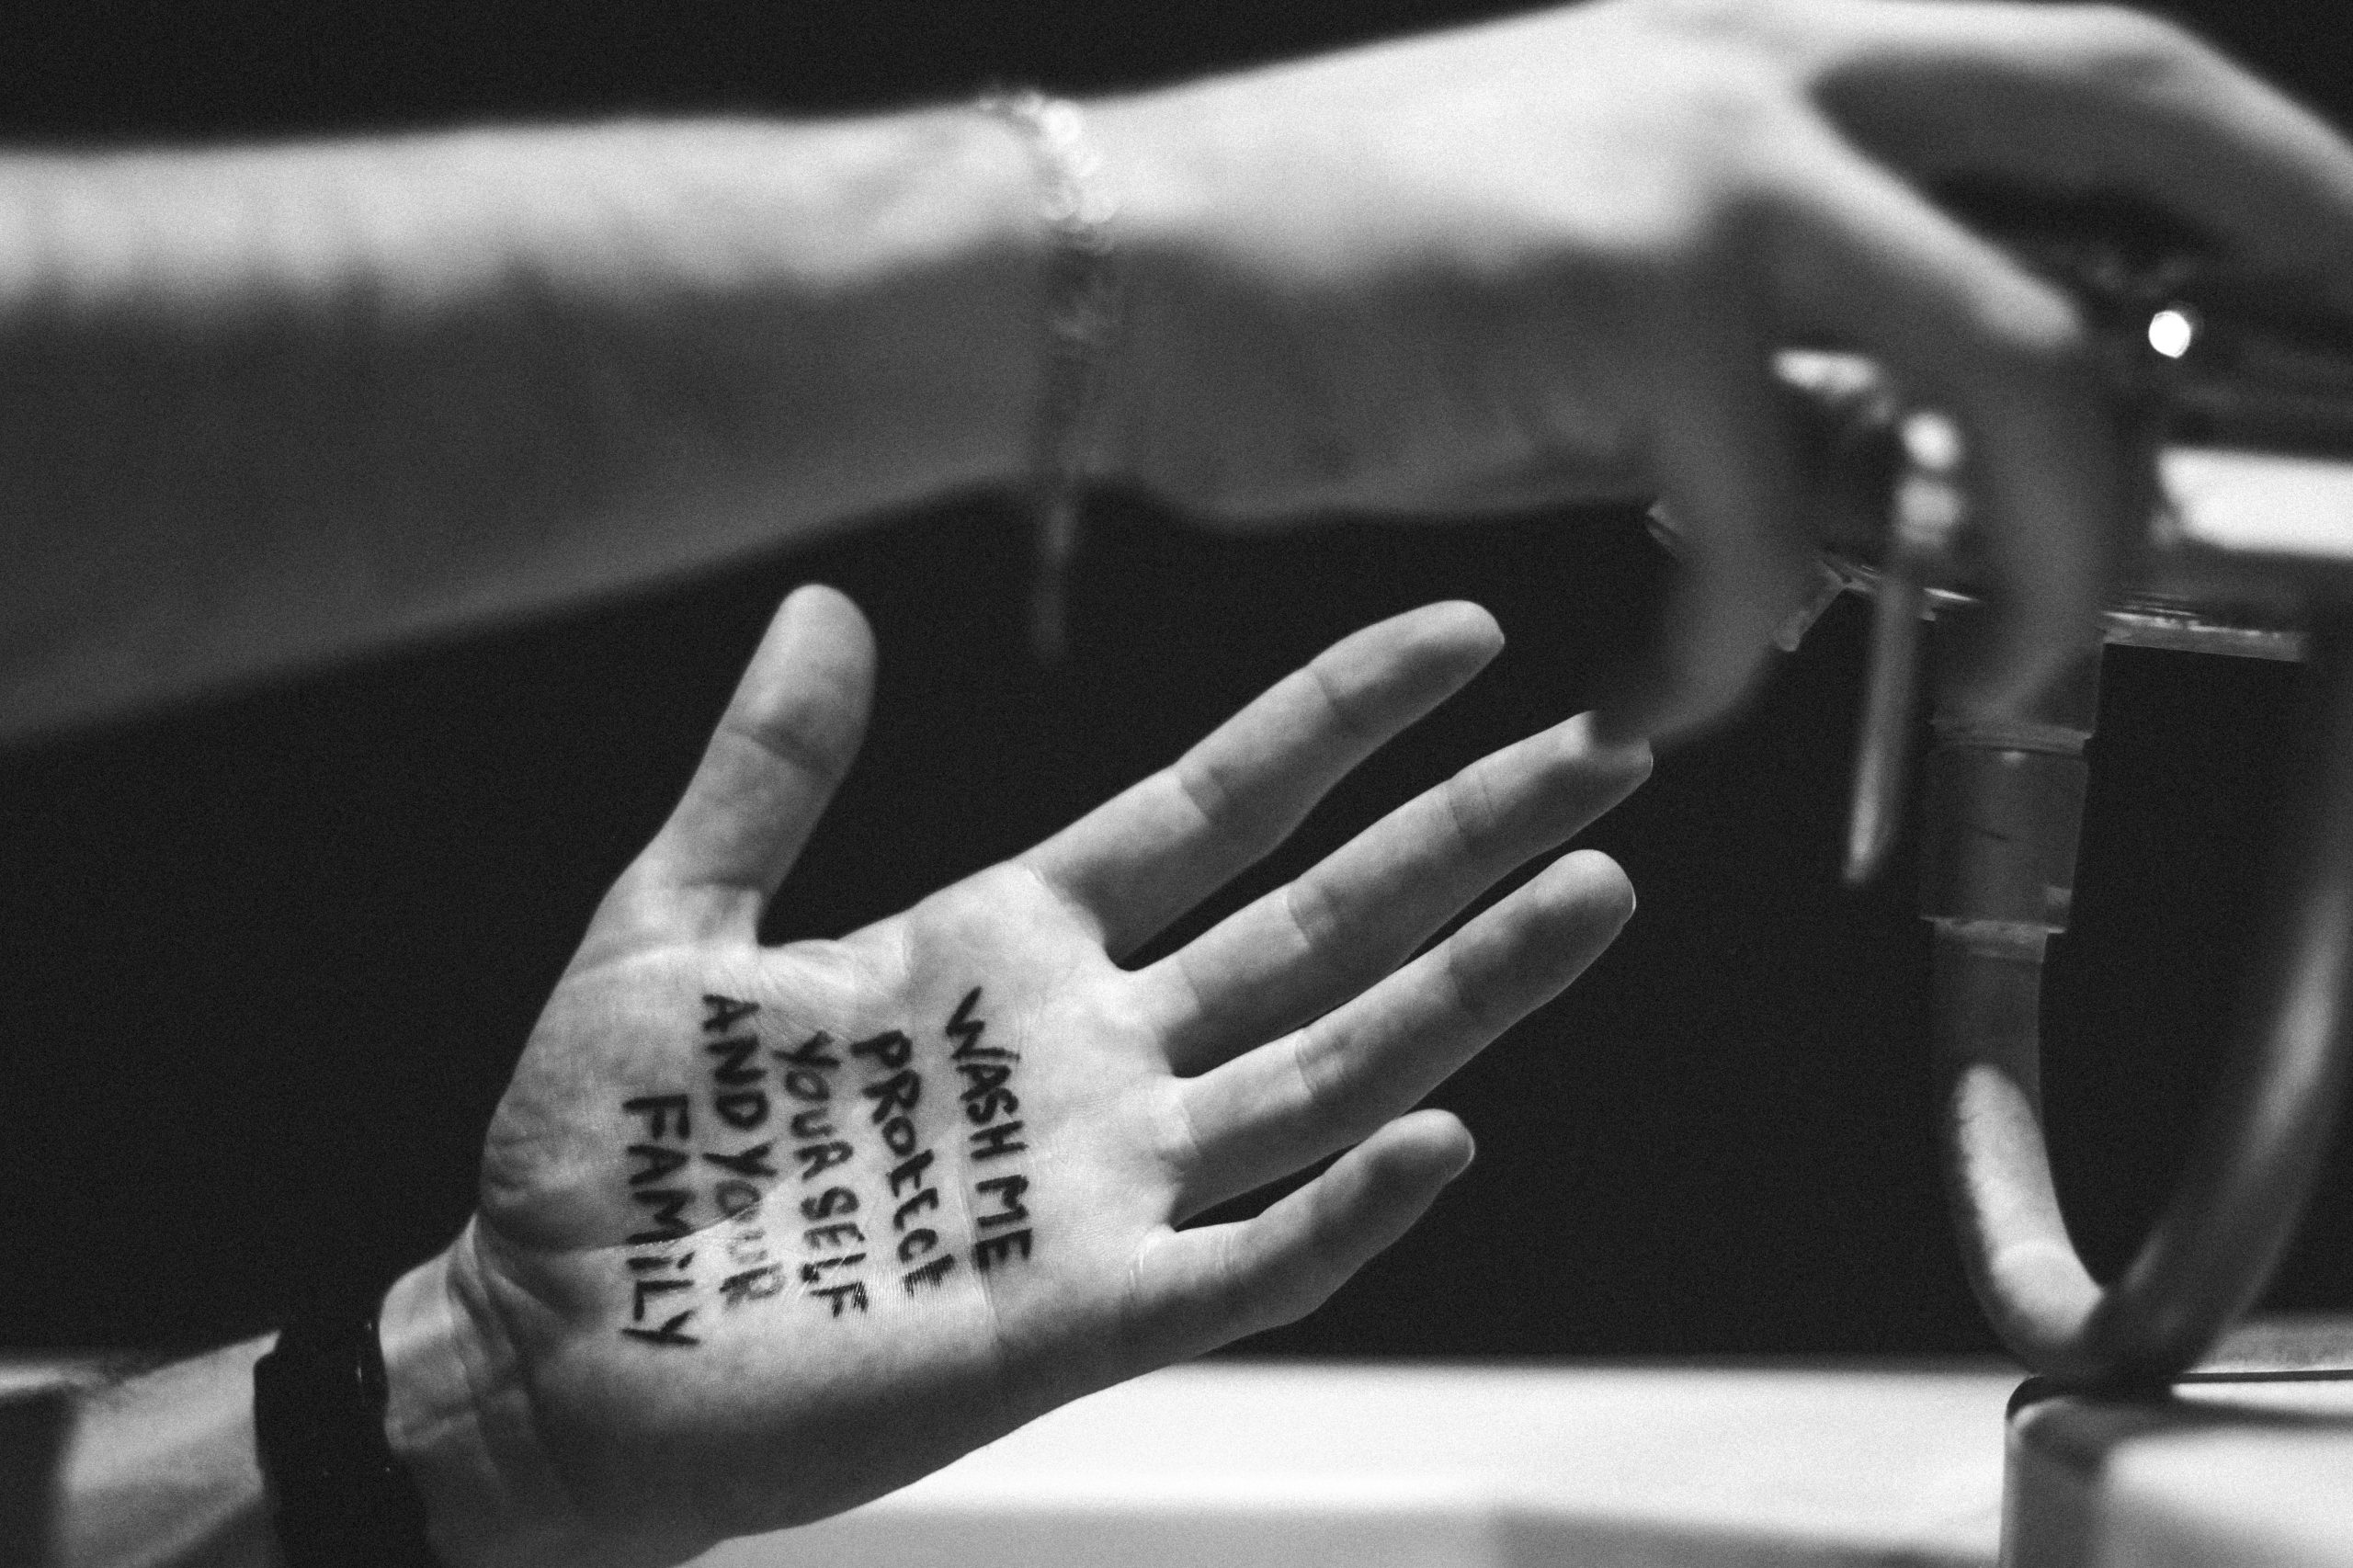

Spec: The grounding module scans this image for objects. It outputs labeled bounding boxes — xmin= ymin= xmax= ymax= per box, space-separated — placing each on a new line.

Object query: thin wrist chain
xmin=977 ymin=87 xmax=1120 ymax=662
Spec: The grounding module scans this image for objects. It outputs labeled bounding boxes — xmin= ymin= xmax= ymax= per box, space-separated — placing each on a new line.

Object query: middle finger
xmin=1141 ymin=710 xmax=1648 ymax=1074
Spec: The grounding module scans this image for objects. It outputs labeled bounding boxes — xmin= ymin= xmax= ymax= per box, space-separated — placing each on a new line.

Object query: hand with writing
xmin=386 ymin=585 xmax=1647 ymax=1568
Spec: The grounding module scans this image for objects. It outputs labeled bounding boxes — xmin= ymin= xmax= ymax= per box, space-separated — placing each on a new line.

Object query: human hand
xmin=405 ymin=586 xmax=1646 ymax=1568
xmin=1089 ymin=0 xmax=2353 ymax=736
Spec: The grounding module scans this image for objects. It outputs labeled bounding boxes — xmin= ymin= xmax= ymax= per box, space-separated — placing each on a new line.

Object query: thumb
xmin=625 ymin=584 xmax=876 ymax=941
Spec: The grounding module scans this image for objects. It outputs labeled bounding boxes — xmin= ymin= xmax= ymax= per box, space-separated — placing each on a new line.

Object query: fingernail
xmin=1567 ymin=712 xmax=1657 ymax=773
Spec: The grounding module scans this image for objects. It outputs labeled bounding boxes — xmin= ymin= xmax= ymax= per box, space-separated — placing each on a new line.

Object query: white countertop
xmin=701 ymin=1359 xmax=2021 ymax=1568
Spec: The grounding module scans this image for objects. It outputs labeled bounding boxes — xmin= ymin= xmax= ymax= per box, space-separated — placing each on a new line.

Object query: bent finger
xmin=1772 ymin=134 xmax=2125 ymax=712
xmin=1606 ymin=264 xmax=1818 ymax=742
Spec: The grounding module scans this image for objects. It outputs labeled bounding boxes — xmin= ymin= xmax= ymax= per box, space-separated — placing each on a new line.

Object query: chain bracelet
xmin=977 ymin=87 xmax=1120 ymax=661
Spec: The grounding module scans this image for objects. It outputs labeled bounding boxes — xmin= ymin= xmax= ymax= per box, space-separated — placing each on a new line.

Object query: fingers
xmin=1608 ymin=4 xmax=2353 ymax=732
xmin=1170 ymin=847 xmax=1631 ymax=1220
xmin=1125 ymin=1109 xmax=1472 ymax=1366
xmin=1020 ymin=602 xmax=1505 ymax=957
xmin=1144 ymin=712 xmax=1648 ymax=1074
xmin=1772 ymin=133 xmax=2126 ymax=713
xmin=1812 ymin=2 xmax=2353 ymax=312
xmin=620 ymin=585 xmax=876 ymax=940
xmin=1604 ymin=258 xmax=1821 ymax=742
xmin=1781 ymin=1 xmax=2353 ymax=712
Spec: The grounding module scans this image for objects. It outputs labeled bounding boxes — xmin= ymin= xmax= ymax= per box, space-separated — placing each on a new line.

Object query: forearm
xmin=0 ymin=111 xmax=1042 ymax=738
xmin=48 ymin=1339 xmax=276 ymax=1568
xmin=43 ymin=1241 xmax=579 ymax=1568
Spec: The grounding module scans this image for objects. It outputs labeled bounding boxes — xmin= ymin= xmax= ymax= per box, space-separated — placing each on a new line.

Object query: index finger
xmin=1020 ymin=601 xmax=1503 ymax=958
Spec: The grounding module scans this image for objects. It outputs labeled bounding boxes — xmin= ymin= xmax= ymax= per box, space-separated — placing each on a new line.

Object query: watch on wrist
xmin=253 ymin=1286 xmax=441 ymax=1568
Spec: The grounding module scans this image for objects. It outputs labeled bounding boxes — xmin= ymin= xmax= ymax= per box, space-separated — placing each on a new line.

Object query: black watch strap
xmin=253 ymin=1289 xmax=441 ymax=1568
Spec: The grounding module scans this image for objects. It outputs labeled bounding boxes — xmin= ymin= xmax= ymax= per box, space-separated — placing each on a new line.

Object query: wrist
xmin=1076 ymin=87 xmax=1215 ymax=515
xmin=378 ymin=1230 xmax=562 ymax=1568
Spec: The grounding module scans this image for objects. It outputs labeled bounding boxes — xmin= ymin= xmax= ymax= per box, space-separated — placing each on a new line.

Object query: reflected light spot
xmin=2148 ymin=307 xmax=2197 ymax=359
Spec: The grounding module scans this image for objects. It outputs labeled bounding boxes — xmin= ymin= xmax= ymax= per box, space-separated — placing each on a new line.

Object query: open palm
xmin=442 ymin=585 xmax=1646 ymax=1566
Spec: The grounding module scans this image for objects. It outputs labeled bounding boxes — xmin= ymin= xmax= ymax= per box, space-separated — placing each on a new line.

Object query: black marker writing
xmin=951 ymin=990 xmax=1039 ymax=1276
xmin=855 ymin=1027 xmax=954 ymax=1298
xmin=624 ymin=1095 xmax=692 ymax=1142
xmin=969 ymin=1119 xmax=1029 ymax=1162
xmin=770 ymin=1037 xmax=873 ymax=1317
xmin=621 ymin=1312 xmax=700 ymax=1348
xmin=865 ymin=1069 xmax=921 ymax=1119
xmin=701 ymin=994 xmax=771 ymax=1131
xmin=946 ymin=988 xmax=1013 ymax=1061
xmin=801 ymin=1186 xmax=858 ymax=1221
xmin=719 ymin=1266 xmax=785 ymax=1308
xmin=800 ymin=1253 xmax=866 ymax=1284
xmin=887 ymin=1149 xmax=935 ymax=1197
xmin=794 ymin=1141 xmax=853 ymax=1180
xmin=974 ymin=1174 xmax=1029 ymax=1230
xmin=705 ymin=1035 xmax=763 ymax=1085
xmin=623 ymin=1241 xmax=701 ymax=1347
xmin=972 ymin=1230 xmax=1033 ymax=1272
xmin=703 ymin=994 xmax=761 ymax=1035
xmin=627 ymin=1143 xmax=690 ymax=1186
xmin=702 ymin=1142 xmax=778 ymax=1179
xmin=629 ymin=1188 xmax=694 ymax=1244
xmin=902 ymin=1255 xmax=955 ymax=1292
xmin=620 ymin=1081 xmax=703 ymax=1345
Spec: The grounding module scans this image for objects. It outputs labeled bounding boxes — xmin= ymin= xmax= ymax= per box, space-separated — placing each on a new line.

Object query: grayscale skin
xmin=413 ymin=590 xmax=1649 ymax=1568
xmin=29 ymin=5 xmax=2353 ymax=1565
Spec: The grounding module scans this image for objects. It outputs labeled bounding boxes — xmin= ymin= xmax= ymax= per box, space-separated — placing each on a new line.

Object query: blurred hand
xmin=426 ymin=586 xmax=1646 ymax=1567
xmin=1093 ymin=0 xmax=2353 ymax=735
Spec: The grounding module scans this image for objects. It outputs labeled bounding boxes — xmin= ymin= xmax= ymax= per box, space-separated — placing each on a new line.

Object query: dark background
xmin=2 ymin=0 xmax=2349 ymax=1360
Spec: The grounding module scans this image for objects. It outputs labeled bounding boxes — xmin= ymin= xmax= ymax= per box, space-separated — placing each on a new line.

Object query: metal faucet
xmin=1767 ymin=203 xmax=2353 ymax=1385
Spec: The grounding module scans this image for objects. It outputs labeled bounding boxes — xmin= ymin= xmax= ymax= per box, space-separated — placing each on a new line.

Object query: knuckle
xmin=1280 ymin=877 xmax=1364 ymax=991
xmin=1290 ymin=1030 xmax=1380 ymax=1146
xmin=1439 ymin=761 xmax=1508 ymax=860
xmin=1208 ymin=1227 xmax=1258 ymax=1322
xmin=1172 ymin=751 xmax=1277 ymax=851
xmin=1442 ymin=937 xmax=1513 ymax=1035
xmin=724 ymin=702 xmax=854 ymax=790
xmin=2066 ymin=6 xmax=2209 ymax=96
xmin=1303 ymin=648 xmax=1381 ymax=744
xmin=1961 ymin=279 xmax=2092 ymax=389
